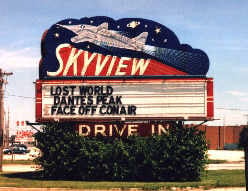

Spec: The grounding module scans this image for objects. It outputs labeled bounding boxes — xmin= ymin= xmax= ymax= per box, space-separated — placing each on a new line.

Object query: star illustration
xmin=54 ymin=33 xmax=60 ymax=38
xmin=155 ymin=27 xmax=161 ymax=34
xmin=145 ymin=24 xmax=148 ymax=28
xmin=90 ymin=20 xmax=94 ymax=24
xmin=127 ymin=21 xmax=140 ymax=28
xmin=87 ymin=45 xmax=90 ymax=49
xmin=68 ymin=21 xmax=72 ymax=24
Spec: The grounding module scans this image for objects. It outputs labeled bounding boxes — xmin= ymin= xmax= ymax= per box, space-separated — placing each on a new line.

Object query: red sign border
xmin=35 ymin=77 xmax=214 ymax=122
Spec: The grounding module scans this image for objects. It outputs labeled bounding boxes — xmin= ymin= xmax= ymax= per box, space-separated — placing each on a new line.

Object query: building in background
xmin=193 ymin=125 xmax=245 ymax=150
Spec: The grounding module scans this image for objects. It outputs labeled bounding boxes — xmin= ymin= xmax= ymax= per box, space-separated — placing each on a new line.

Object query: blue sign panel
xmin=40 ymin=16 xmax=209 ymax=79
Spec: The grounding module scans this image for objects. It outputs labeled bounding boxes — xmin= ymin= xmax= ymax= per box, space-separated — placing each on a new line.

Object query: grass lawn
xmin=207 ymin=159 xmax=228 ymax=164
xmin=3 ymin=160 xmax=35 ymax=165
xmin=0 ymin=170 xmax=245 ymax=190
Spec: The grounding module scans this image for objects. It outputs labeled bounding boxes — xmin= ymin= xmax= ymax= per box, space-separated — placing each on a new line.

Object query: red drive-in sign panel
xmin=36 ymin=16 xmax=213 ymax=123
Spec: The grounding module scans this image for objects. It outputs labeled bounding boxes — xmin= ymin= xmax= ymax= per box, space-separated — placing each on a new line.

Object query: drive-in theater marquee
xmin=36 ymin=16 xmax=213 ymax=136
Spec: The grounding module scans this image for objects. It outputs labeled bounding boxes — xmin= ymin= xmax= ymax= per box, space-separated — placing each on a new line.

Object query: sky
xmin=0 ymin=0 xmax=248 ymax=135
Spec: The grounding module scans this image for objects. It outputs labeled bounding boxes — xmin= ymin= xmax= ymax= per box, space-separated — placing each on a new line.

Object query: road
xmin=0 ymin=187 xmax=245 ymax=191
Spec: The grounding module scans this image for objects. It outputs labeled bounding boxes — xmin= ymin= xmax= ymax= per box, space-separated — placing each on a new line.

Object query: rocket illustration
xmin=57 ymin=22 xmax=148 ymax=51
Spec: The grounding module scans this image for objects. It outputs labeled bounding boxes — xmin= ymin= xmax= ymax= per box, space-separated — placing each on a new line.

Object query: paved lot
xmin=208 ymin=150 xmax=244 ymax=162
xmin=206 ymin=150 xmax=245 ymax=170
xmin=2 ymin=164 xmax=40 ymax=172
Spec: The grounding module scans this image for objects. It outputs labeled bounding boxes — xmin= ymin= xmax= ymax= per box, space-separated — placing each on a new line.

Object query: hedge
xmin=35 ymin=122 xmax=207 ymax=181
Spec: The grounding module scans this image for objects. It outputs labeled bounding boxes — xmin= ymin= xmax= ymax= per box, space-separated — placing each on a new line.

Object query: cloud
xmin=226 ymin=91 xmax=247 ymax=97
xmin=0 ymin=48 xmax=40 ymax=70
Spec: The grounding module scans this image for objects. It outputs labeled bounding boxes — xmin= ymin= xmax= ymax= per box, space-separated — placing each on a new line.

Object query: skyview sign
xmin=36 ymin=16 xmax=213 ymax=122
xmin=39 ymin=16 xmax=209 ymax=78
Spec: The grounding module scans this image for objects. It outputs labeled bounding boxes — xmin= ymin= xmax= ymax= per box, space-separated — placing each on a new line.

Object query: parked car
xmin=11 ymin=146 xmax=27 ymax=154
xmin=3 ymin=148 xmax=12 ymax=154
xmin=10 ymin=144 xmax=30 ymax=153
xmin=11 ymin=144 xmax=28 ymax=150
xmin=3 ymin=146 xmax=29 ymax=154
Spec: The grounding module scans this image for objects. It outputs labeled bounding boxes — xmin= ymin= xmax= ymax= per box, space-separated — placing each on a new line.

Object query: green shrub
xmin=35 ymin=122 xmax=207 ymax=181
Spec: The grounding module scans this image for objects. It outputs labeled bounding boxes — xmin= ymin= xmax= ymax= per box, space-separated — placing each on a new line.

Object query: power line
xmin=216 ymin=107 xmax=248 ymax=111
xmin=4 ymin=90 xmax=35 ymax=99
xmin=5 ymin=94 xmax=35 ymax=99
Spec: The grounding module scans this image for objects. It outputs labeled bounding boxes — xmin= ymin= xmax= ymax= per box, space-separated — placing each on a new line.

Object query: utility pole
xmin=0 ymin=69 xmax=13 ymax=172
xmin=7 ymin=109 xmax=10 ymax=147
xmin=4 ymin=109 xmax=10 ymax=147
